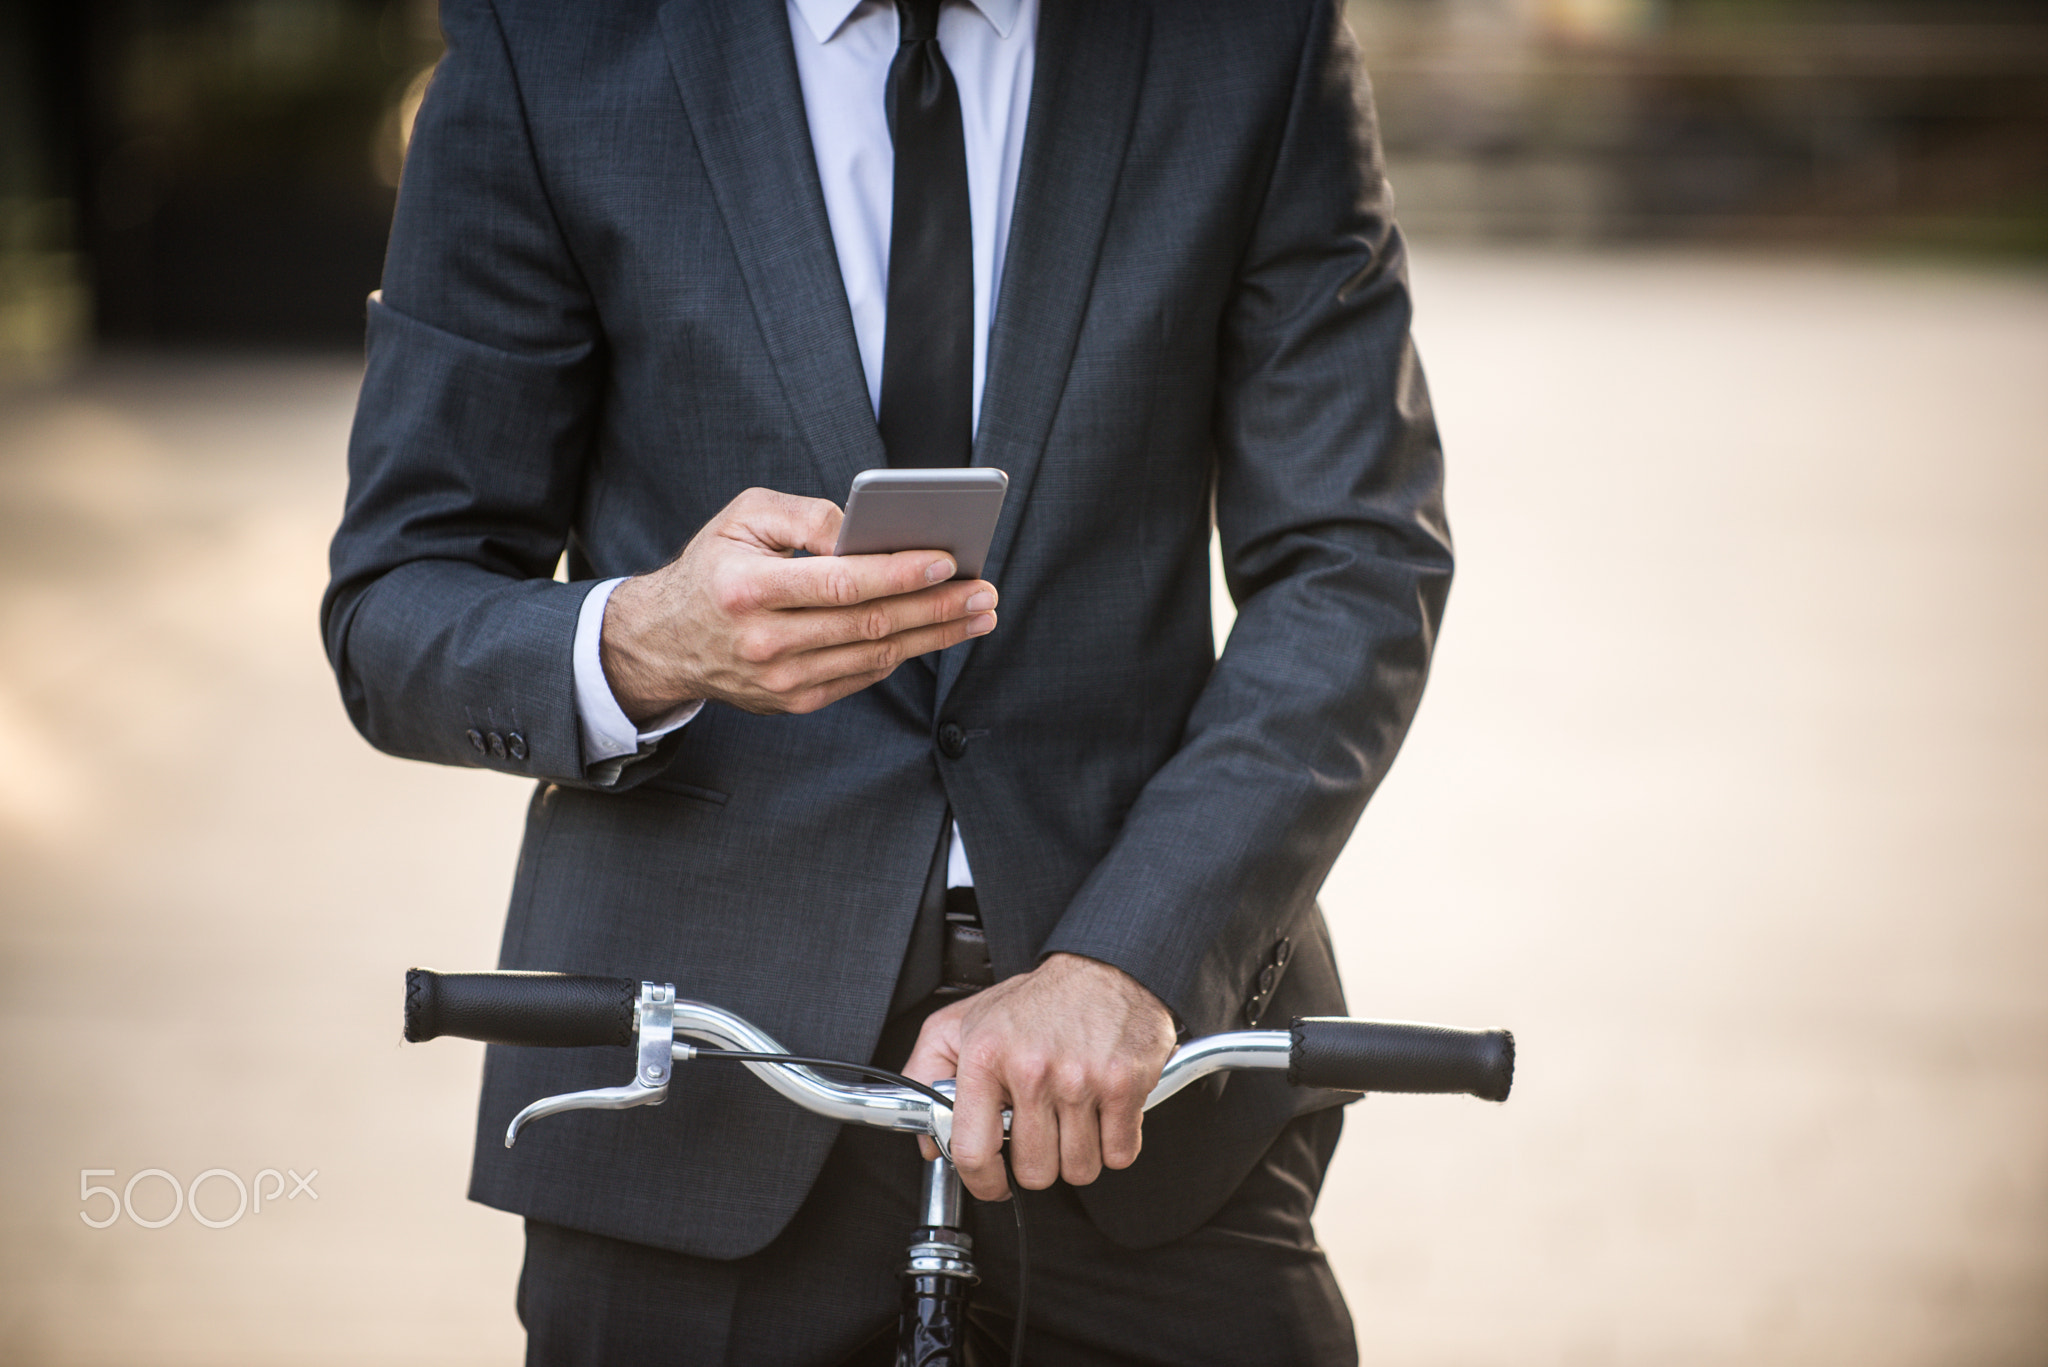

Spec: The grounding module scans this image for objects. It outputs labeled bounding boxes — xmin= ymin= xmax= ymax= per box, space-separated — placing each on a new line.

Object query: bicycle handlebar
xmin=404 ymin=969 xmax=1514 ymax=1149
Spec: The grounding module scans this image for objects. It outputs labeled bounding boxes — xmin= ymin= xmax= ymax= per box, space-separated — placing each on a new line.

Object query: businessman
xmin=324 ymin=0 xmax=1451 ymax=1361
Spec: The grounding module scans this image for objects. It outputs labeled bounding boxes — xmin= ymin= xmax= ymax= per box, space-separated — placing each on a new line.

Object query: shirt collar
xmin=792 ymin=0 xmax=1020 ymax=45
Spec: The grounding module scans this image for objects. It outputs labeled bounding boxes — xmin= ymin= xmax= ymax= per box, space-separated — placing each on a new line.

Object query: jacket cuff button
xmin=488 ymin=732 xmax=507 ymax=759
xmin=466 ymin=728 xmax=486 ymax=755
xmin=507 ymin=732 xmax=528 ymax=761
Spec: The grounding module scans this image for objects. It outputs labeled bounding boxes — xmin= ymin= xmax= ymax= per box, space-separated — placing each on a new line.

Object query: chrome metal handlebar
xmin=504 ymin=983 xmax=1293 ymax=1159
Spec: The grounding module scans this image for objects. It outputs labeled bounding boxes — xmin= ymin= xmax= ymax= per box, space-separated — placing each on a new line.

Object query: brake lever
xmin=505 ymin=983 xmax=677 ymax=1147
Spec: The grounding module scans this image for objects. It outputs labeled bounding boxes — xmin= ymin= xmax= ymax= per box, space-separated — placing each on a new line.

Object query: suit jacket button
xmin=466 ymin=728 xmax=486 ymax=754
xmin=488 ymin=732 xmax=507 ymax=759
xmin=937 ymin=722 xmax=967 ymax=759
xmin=1273 ymin=937 xmax=1291 ymax=968
xmin=1257 ymin=963 xmax=1279 ymax=995
xmin=507 ymin=732 xmax=528 ymax=761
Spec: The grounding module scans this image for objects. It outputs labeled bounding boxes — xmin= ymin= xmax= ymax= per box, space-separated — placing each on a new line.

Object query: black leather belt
xmin=935 ymin=886 xmax=994 ymax=998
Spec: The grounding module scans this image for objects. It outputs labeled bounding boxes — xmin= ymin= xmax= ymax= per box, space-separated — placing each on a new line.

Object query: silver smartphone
xmin=832 ymin=467 xmax=1009 ymax=581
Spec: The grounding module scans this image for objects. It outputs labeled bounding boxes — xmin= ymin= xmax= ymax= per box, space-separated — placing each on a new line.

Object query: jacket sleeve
xmin=1039 ymin=3 xmax=1453 ymax=1036
xmin=320 ymin=0 xmax=675 ymax=790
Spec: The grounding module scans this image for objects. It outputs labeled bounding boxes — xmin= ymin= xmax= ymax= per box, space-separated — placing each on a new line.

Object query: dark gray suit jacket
xmin=324 ymin=0 xmax=1450 ymax=1256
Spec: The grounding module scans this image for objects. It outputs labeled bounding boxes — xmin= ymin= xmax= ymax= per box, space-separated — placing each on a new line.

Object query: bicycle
xmin=403 ymin=969 xmax=1515 ymax=1366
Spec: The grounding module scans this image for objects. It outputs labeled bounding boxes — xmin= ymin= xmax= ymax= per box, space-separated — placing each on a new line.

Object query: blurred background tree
xmin=0 ymin=0 xmax=2042 ymax=377
xmin=2 ymin=0 xmax=440 ymax=371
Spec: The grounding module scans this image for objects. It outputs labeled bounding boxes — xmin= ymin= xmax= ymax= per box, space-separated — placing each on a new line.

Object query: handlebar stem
xmin=920 ymin=1156 xmax=963 ymax=1230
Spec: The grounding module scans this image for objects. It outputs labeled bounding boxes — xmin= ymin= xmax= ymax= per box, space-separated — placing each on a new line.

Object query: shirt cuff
xmin=574 ymin=578 xmax=703 ymax=774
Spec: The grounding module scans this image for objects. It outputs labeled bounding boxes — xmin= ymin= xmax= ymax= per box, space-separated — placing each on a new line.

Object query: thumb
xmin=901 ymin=1005 xmax=965 ymax=1087
xmin=902 ymin=1006 xmax=966 ymax=1164
xmin=728 ymin=489 xmax=842 ymax=558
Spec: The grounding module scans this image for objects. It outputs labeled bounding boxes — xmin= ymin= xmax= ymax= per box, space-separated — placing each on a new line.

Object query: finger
xmin=1005 ymin=1071 xmax=1062 ymax=1192
xmin=1099 ymin=1082 xmax=1146 ymax=1172
xmin=774 ymin=590 xmax=991 ymax=668
xmin=1057 ymin=1096 xmax=1105 ymax=1188
xmin=767 ymin=580 xmax=996 ymax=659
xmin=722 ymin=488 xmax=844 ymax=558
xmin=741 ymin=611 xmax=995 ymax=712
xmin=948 ymin=1064 xmax=1012 ymax=1202
xmin=753 ymin=548 xmax=961 ymax=612
xmin=774 ymin=611 xmax=996 ymax=697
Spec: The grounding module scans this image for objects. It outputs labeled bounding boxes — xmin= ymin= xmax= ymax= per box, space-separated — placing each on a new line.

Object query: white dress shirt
xmin=572 ymin=0 xmax=1037 ymax=890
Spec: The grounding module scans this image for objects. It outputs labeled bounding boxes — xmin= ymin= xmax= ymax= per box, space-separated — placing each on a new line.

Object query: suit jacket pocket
xmin=638 ymin=774 xmax=729 ymax=809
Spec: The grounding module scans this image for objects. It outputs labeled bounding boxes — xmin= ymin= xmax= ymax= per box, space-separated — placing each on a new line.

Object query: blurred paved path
xmin=1 ymin=251 xmax=2043 ymax=1365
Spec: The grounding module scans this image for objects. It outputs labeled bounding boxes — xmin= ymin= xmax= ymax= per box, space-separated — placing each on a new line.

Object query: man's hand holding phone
xmin=601 ymin=486 xmax=997 ymax=722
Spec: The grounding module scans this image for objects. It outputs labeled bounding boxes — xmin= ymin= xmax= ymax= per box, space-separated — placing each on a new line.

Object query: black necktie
xmin=879 ymin=0 xmax=973 ymax=469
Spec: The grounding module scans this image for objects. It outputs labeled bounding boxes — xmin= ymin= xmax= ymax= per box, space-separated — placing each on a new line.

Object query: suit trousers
xmin=515 ymin=1001 xmax=1359 ymax=1365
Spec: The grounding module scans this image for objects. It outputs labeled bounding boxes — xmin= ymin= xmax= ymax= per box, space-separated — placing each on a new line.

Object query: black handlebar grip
xmin=404 ymin=969 xmax=639 ymax=1048
xmin=1288 ymin=1017 xmax=1514 ymax=1102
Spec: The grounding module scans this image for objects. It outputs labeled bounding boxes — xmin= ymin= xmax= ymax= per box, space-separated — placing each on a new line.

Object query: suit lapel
xmin=658 ymin=0 xmax=885 ymax=496
xmin=939 ymin=0 xmax=1151 ymax=706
